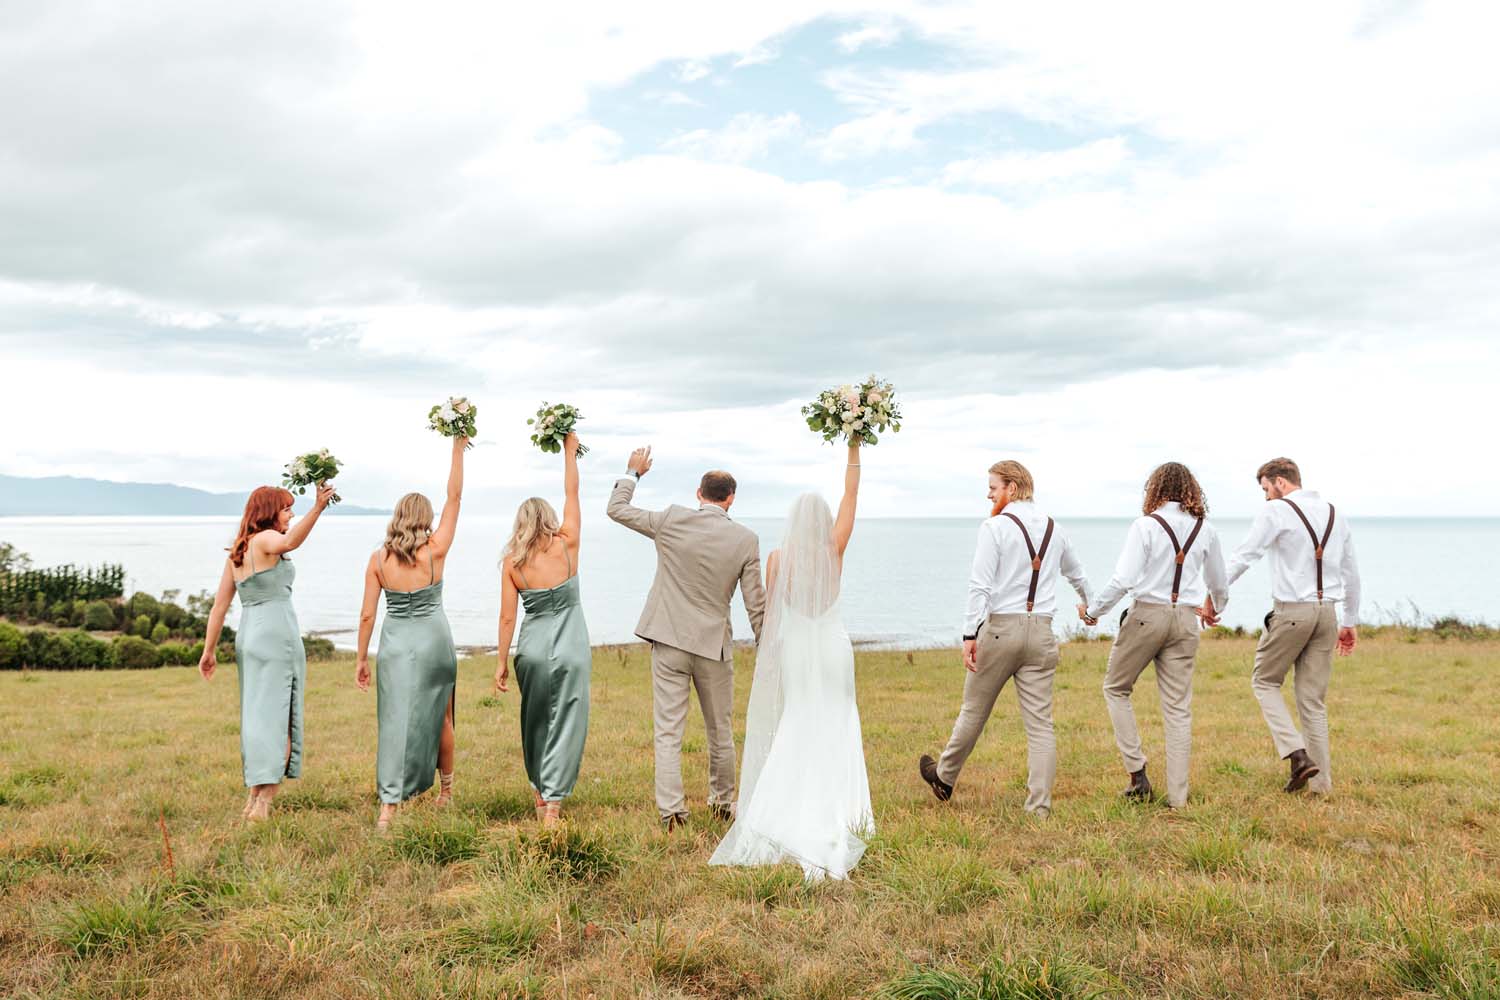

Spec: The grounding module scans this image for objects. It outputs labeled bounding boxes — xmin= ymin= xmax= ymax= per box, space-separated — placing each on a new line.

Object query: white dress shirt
xmin=965 ymin=501 xmax=1092 ymax=634
xmin=1226 ymin=488 xmax=1361 ymax=627
xmin=1087 ymin=502 xmax=1230 ymax=620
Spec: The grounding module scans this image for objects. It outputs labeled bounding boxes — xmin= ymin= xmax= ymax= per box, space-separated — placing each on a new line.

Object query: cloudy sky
xmin=2 ymin=0 xmax=1496 ymax=518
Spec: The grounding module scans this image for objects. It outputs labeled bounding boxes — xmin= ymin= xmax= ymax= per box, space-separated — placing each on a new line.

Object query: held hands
xmin=627 ymin=446 xmax=653 ymax=477
xmin=1196 ymin=596 xmax=1221 ymax=628
xmin=1337 ymin=627 xmax=1357 ymax=656
xmin=198 ymin=647 xmax=216 ymax=680
xmin=355 ymin=657 xmax=371 ymax=691
xmin=314 ymin=483 xmax=337 ymax=509
xmin=1076 ymin=603 xmax=1098 ymax=627
xmin=493 ymin=657 xmax=510 ymax=693
xmin=962 ymin=638 xmax=978 ymax=673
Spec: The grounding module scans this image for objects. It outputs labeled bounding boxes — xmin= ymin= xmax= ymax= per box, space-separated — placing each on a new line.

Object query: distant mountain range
xmin=0 ymin=474 xmax=384 ymax=516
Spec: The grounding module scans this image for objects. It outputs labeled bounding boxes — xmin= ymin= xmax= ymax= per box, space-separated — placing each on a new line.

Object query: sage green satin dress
xmin=375 ymin=550 xmax=458 ymax=804
xmin=234 ymin=553 xmax=305 ymax=786
xmin=514 ymin=550 xmax=592 ymax=801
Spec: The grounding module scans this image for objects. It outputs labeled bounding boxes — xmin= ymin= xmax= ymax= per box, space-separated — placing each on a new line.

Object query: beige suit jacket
xmin=608 ymin=477 xmax=766 ymax=661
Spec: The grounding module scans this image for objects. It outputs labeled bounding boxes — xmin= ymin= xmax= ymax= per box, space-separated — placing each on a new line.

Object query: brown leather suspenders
xmin=1147 ymin=513 xmax=1204 ymax=605
xmin=1278 ymin=497 xmax=1336 ymax=600
xmin=1001 ymin=512 xmax=1055 ymax=612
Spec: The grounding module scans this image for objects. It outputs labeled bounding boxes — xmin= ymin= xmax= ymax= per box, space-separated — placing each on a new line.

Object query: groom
xmin=608 ymin=446 xmax=767 ymax=831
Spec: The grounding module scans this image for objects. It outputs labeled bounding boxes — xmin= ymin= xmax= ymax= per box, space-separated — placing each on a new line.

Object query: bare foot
xmin=247 ymin=793 xmax=271 ymax=823
xmin=241 ymin=791 xmax=258 ymax=820
xmin=436 ymin=771 xmax=454 ymax=807
xmin=376 ymin=803 xmax=397 ymax=832
xmin=534 ymin=789 xmax=545 ymax=822
xmin=542 ymin=802 xmax=562 ymax=829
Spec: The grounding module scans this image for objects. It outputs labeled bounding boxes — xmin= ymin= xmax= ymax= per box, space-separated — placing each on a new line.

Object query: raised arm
xmin=559 ymin=433 xmax=581 ymax=550
xmin=494 ymin=559 xmax=520 ymax=693
xmin=607 ymin=450 xmax=667 ymax=538
xmin=355 ymin=553 xmax=381 ymax=690
xmin=430 ymin=436 xmax=467 ymax=556
xmin=832 ymin=442 xmax=861 ymax=557
xmin=197 ymin=560 xmax=237 ymax=680
xmin=263 ymin=483 xmax=336 ymax=556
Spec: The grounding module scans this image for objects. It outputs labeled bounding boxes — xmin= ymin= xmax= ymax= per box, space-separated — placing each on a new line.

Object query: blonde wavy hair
xmin=503 ymin=497 xmax=560 ymax=573
xmin=384 ymin=493 xmax=434 ymax=566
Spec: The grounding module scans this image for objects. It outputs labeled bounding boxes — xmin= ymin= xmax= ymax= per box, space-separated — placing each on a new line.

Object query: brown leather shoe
xmin=1283 ymin=749 xmax=1320 ymax=793
xmin=709 ymin=804 xmax=733 ymax=823
xmin=918 ymin=754 xmax=953 ymax=802
xmin=1123 ymin=767 xmax=1153 ymax=801
xmin=661 ymin=812 xmax=688 ymax=833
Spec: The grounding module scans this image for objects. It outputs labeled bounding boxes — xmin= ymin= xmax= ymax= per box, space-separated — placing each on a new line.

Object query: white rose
xmin=853 ymin=420 xmax=864 ymax=430
xmin=868 ymin=390 xmax=883 ymax=404
xmin=842 ymin=421 xmax=854 ymax=433
xmin=454 ymin=398 xmax=470 ymax=414
xmin=438 ymin=404 xmax=457 ymax=422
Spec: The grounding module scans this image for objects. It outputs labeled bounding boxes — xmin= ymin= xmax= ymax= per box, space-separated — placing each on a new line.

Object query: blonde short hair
xmin=988 ymin=460 xmax=1035 ymax=501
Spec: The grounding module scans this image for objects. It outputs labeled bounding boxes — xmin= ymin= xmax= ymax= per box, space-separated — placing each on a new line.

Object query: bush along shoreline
xmin=0 ymin=543 xmax=337 ymax=670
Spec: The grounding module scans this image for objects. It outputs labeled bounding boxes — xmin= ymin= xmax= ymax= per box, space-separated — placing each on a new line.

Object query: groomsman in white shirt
xmin=1083 ymin=462 xmax=1229 ymax=809
xmin=1217 ymin=457 xmax=1360 ymax=795
xmin=919 ymin=460 xmax=1092 ymax=818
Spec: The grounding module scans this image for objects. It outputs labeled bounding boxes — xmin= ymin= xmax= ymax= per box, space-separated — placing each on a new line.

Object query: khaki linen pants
xmin=651 ymin=641 xmax=736 ymax=820
xmin=937 ymin=613 xmax=1060 ymax=814
xmin=1102 ymin=602 xmax=1199 ymax=807
xmin=1252 ymin=600 xmax=1337 ymax=793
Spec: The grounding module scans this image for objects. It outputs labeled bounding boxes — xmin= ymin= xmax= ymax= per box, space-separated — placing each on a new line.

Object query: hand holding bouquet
xmin=802 ymin=376 xmax=902 ymax=446
xmin=428 ymin=396 xmax=477 ymax=447
xmin=528 ymin=403 xmax=588 ymax=457
xmin=282 ymin=449 xmax=343 ymax=505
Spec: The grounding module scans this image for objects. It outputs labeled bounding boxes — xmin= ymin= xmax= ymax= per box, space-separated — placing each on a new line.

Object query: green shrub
xmin=150 ymin=622 xmax=170 ymax=643
xmin=131 ymin=614 xmax=153 ymax=639
xmin=82 ymin=600 xmax=116 ymax=631
xmin=125 ymin=592 xmax=160 ymax=622
xmin=216 ymin=643 xmax=235 ymax=664
xmin=157 ymin=641 xmax=196 ymax=666
xmin=159 ymin=602 xmax=186 ymax=629
xmin=69 ymin=600 xmax=87 ymax=626
xmin=0 ymin=622 xmax=23 ymax=670
xmin=62 ymin=630 xmax=111 ymax=669
xmin=111 ymin=636 xmax=161 ymax=669
xmin=302 ymin=635 xmax=336 ymax=660
xmin=49 ymin=601 xmax=71 ymax=626
xmin=25 ymin=630 xmax=68 ymax=669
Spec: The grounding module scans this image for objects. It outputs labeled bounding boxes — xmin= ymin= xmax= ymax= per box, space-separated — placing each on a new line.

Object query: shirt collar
xmin=699 ymin=503 xmax=730 ymax=518
xmin=1286 ymin=488 xmax=1319 ymax=500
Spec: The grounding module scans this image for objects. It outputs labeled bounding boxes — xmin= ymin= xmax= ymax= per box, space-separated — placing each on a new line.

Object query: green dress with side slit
xmin=513 ymin=548 xmax=592 ymax=801
xmin=234 ymin=552 xmax=305 ymax=786
xmin=375 ymin=549 xmax=458 ymax=804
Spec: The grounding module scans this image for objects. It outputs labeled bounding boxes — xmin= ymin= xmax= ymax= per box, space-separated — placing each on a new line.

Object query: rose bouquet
xmin=282 ymin=449 xmax=342 ymax=504
xmin=428 ymin=396 xmax=477 ymax=446
xmin=527 ymin=402 xmax=588 ymax=457
xmin=802 ymin=376 xmax=901 ymax=446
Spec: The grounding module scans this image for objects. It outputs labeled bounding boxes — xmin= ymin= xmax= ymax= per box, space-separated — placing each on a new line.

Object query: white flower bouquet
xmin=802 ymin=376 xmax=902 ymax=446
xmin=527 ymin=402 xmax=588 ymax=457
xmin=282 ymin=449 xmax=342 ymax=504
xmin=428 ymin=396 xmax=477 ymax=446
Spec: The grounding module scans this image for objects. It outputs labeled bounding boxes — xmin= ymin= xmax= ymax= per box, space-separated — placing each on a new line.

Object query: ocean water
xmin=0 ymin=515 xmax=1494 ymax=650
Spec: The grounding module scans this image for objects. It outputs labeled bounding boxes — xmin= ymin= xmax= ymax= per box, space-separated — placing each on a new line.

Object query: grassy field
xmin=2 ymin=635 xmax=1498 ymax=999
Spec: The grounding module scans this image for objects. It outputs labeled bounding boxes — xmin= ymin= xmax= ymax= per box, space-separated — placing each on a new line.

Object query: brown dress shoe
xmin=918 ymin=754 xmax=953 ymax=802
xmin=710 ymin=804 xmax=733 ymax=823
xmin=661 ymin=812 xmax=688 ymax=833
xmin=1123 ymin=767 xmax=1153 ymax=801
xmin=1283 ymin=749 xmax=1320 ymax=793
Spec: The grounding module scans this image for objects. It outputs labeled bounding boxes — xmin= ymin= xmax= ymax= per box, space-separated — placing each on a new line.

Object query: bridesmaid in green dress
xmin=496 ymin=432 xmax=591 ymax=827
xmin=200 ymin=481 xmax=336 ymax=822
xmin=356 ymin=436 xmax=466 ymax=830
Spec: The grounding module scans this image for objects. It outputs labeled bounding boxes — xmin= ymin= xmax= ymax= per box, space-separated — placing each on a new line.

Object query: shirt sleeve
xmin=1225 ymin=504 xmax=1279 ymax=586
xmin=1087 ymin=519 xmax=1144 ymax=619
xmin=1058 ymin=534 xmax=1092 ymax=610
xmin=965 ymin=521 xmax=1001 ymax=636
xmin=1203 ymin=527 xmax=1230 ymax=615
xmin=1338 ymin=524 xmax=1361 ymax=628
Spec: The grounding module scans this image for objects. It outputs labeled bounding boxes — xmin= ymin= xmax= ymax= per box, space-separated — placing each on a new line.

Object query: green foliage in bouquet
xmin=802 ymin=375 xmax=902 ymax=446
xmin=527 ymin=403 xmax=589 ymax=457
xmin=428 ymin=396 xmax=478 ymax=446
xmin=282 ymin=449 xmax=342 ymax=504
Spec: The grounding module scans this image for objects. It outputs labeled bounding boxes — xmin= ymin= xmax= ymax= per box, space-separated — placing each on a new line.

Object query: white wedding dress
xmin=710 ymin=494 xmax=873 ymax=881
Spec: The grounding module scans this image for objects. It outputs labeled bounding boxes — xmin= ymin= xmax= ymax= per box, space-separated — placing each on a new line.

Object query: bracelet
xmin=848 ymin=463 xmax=861 ymax=468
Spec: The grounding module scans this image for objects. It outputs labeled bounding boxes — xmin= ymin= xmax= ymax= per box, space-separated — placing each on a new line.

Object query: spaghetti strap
xmin=246 ymin=539 xmax=257 ymax=576
xmin=565 ymin=544 xmax=574 ymax=579
xmin=373 ymin=551 xmax=388 ymax=590
xmin=427 ymin=545 xmax=435 ymax=586
xmin=513 ymin=558 xmax=530 ymax=590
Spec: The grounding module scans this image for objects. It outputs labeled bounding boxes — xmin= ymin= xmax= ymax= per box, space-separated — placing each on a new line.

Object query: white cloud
xmin=662 ymin=112 xmax=803 ymax=163
xmin=835 ymin=21 xmax=902 ymax=52
xmin=941 ymin=137 xmax=1129 ymax=189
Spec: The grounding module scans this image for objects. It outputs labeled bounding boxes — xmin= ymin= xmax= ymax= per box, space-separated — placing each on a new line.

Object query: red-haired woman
xmin=200 ymin=482 xmax=336 ymax=821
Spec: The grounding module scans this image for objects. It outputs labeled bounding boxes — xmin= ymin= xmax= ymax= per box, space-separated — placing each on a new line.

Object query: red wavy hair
xmin=230 ymin=486 xmax=295 ymax=567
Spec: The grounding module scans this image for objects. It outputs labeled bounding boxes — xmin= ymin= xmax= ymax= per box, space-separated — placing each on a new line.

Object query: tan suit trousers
xmin=1252 ymin=600 xmax=1337 ymax=793
xmin=651 ymin=641 xmax=736 ymax=820
xmin=937 ymin=613 xmax=1059 ymax=814
xmin=1102 ymin=602 xmax=1199 ymax=807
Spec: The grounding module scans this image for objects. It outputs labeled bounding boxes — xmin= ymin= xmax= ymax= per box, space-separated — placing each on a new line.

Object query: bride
xmin=710 ymin=442 xmax=873 ymax=881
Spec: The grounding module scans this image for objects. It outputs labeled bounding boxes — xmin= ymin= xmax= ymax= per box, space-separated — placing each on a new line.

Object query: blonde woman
xmin=356 ymin=436 xmax=465 ymax=830
xmin=495 ymin=431 xmax=590 ymax=827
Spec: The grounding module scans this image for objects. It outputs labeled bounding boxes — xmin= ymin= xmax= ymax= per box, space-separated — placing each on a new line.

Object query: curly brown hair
xmin=1142 ymin=462 xmax=1208 ymax=518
